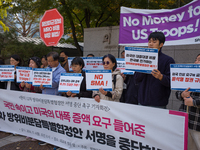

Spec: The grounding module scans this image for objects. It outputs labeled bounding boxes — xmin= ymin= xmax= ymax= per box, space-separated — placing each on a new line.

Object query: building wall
xmin=84 ymin=26 xmax=200 ymax=110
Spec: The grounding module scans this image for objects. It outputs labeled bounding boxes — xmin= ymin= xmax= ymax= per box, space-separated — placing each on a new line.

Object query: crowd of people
xmin=0 ymin=31 xmax=199 ymax=150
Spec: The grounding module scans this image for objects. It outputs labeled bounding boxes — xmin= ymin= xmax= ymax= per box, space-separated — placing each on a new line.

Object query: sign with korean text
xmin=86 ymin=70 xmax=112 ymax=91
xmin=40 ymin=8 xmax=64 ymax=46
xmin=116 ymin=58 xmax=135 ymax=75
xmin=58 ymin=73 xmax=83 ymax=93
xmin=83 ymin=57 xmax=104 ymax=70
xmin=119 ymin=0 xmax=200 ymax=46
xmin=170 ymin=64 xmax=200 ymax=92
xmin=16 ymin=67 xmax=32 ymax=84
xmin=0 ymin=65 xmax=15 ymax=81
xmin=32 ymin=68 xmax=52 ymax=87
xmin=0 ymin=89 xmax=188 ymax=150
xmin=125 ymin=47 xmax=158 ymax=73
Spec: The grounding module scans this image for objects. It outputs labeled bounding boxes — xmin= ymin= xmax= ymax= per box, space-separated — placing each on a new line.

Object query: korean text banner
xmin=119 ymin=0 xmax=200 ymax=46
xmin=0 ymin=89 xmax=188 ymax=150
xmin=170 ymin=64 xmax=200 ymax=92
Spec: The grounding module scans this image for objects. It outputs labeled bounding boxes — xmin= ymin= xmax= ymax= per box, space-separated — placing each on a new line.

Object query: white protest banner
xmin=83 ymin=57 xmax=104 ymax=70
xmin=116 ymin=58 xmax=135 ymax=75
xmin=170 ymin=64 xmax=200 ymax=92
xmin=32 ymin=68 xmax=52 ymax=87
xmin=0 ymin=89 xmax=188 ymax=150
xmin=125 ymin=47 xmax=158 ymax=73
xmin=16 ymin=67 xmax=32 ymax=84
xmin=86 ymin=70 xmax=112 ymax=91
xmin=119 ymin=0 xmax=200 ymax=46
xmin=58 ymin=73 xmax=83 ymax=93
xmin=0 ymin=65 xmax=15 ymax=81
xmin=68 ymin=57 xmax=74 ymax=72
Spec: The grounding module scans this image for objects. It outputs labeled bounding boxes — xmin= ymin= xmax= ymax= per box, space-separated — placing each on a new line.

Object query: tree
xmin=0 ymin=29 xmax=51 ymax=66
xmin=4 ymin=0 xmax=40 ymax=37
xmin=0 ymin=0 xmax=13 ymax=32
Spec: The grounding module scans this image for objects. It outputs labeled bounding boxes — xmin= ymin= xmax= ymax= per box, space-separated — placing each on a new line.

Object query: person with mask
xmin=59 ymin=51 xmax=69 ymax=72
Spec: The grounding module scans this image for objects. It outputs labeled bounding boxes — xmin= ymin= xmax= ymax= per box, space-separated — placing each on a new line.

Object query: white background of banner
xmin=0 ymin=89 xmax=187 ymax=150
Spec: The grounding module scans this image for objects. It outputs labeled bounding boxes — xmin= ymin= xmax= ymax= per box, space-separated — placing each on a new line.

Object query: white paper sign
xmin=170 ymin=64 xmax=200 ymax=92
xmin=125 ymin=47 xmax=158 ymax=73
xmin=116 ymin=58 xmax=135 ymax=75
xmin=86 ymin=70 xmax=112 ymax=91
xmin=83 ymin=57 xmax=104 ymax=70
xmin=58 ymin=73 xmax=83 ymax=93
xmin=16 ymin=67 xmax=32 ymax=84
xmin=0 ymin=65 xmax=15 ymax=81
xmin=0 ymin=89 xmax=188 ymax=150
xmin=32 ymin=68 xmax=52 ymax=87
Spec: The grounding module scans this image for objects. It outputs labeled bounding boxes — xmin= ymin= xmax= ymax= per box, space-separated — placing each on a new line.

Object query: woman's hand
xmin=25 ymin=83 xmax=31 ymax=89
xmin=66 ymin=91 xmax=72 ymax=97
xmin=99 ymin=87 xmax=107 ymax=95
xmin=20 ymin=81 xmax=25 ymax=88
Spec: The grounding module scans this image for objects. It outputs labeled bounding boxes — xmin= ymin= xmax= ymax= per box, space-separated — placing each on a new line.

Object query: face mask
xmin=59 ymin=57 xmax=65 ymax=62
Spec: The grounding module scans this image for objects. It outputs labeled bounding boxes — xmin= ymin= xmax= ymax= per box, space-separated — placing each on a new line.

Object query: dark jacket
xmin=124 ymin=74 xmax=140 ymax=104
xmin=135 ymin=50 xmax=175 ymax=106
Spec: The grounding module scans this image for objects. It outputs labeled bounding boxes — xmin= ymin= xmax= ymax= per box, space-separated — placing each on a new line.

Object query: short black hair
xmin=87 ymin=54 xmax=94 ymax=57
xmin=41 ymin=55 xmax=47 ymax=60
xmin=10 ymin=54 xmax=21 ymax=66
xmin=196 ymin=54 xmax=200 ymax=60
xmin=148 ymin=31 xmax=165 ymax=45
xmin=71 ymin=57 xmax=85 ymax=69
xmin=47 ymin=51 xmax=59 ymax=61
xmin=0 ymin=59 xmax=4 ymax=65
xmin=60 ymin=50 xmax=68 ymax=56
xmin=102 ymin=54 xmax=117 ymax=71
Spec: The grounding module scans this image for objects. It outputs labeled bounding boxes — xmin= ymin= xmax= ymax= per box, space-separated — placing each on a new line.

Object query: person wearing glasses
xmin=93 ymin=54 xmax=123 ymax=103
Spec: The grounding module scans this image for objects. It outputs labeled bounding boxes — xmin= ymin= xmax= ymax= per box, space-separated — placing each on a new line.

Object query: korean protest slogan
xmin=58 ymin=73 xmax=83 ymax=93
xmin=0 ymin=89 xmax=188 ymax=150
xmin=125 ymin=47 xmax=158 ymax=73
xmin=0 ymin=65 xmax=15 ymax=81
xmin=16 ymin=67 xmax=32 ymax=84
xmin=171 ymin=64 xmax=200 ymax=92
xmin=86 ymin=70 xmax=112 ymax=91
xmin=32 ymin=68 xmax=52 ymax=87
xmin=116 ymin=58 xmax=134 ymax=75
xmin=119 ymin=0 xmax=200 ymax=46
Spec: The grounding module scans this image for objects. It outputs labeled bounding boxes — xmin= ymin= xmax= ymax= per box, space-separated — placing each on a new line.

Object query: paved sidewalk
xmin=0 ymin=131 xmax=66 ymax=150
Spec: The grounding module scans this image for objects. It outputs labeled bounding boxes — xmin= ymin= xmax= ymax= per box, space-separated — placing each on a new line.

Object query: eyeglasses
xmin=103 ymin=61 xmax=110 ymax=65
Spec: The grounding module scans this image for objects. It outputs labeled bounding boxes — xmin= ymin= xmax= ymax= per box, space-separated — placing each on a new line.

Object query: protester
xmin=0 ymin=59 xmax=6 ymax=89
xmin=66 ymin=57 xmax=92 ymax=98
xmin=38 ymin=52 xmax=66 ymax=149
xmin=59 ymin=50 xmax=69 ymax=72
xmin=134 ymin=31 xmax=175 ymax=108
xmin=39 ymin=51 xmax=66 ymax=95
xmin=87 ymin=54 xmax=94 ymax=57
xmin=8 ymin=54 xmax=21 ymax=91
xmin=93 ymin=54 xmax=123 ymax=103
xmin=175 ymin=54 xmax=200 ymax=150
xmin=41 ymin=55 xmax=48 ymax=68
xmin=19 ymin=56 xmax=42 ymax=93
xmin=121 ymin=50 xmax=125 ymax=58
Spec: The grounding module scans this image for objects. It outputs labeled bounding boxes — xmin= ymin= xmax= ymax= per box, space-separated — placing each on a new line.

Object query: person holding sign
xmin=66 ymin=57 xmax=92 ymax=98
xmin=176 ymin=54 xmax=200 ymax=150
xmin=39 ymin=52 xmax=66 ymax=95
xmin=93 ymin=54 xmax=123 ymax=102
xmin=19 ymin=57 xmax=42 ymax=93
xmin=134 ymin=32 xmax=175 ymax=108
xmin=8 ymin=54 xmax=21 ymax=91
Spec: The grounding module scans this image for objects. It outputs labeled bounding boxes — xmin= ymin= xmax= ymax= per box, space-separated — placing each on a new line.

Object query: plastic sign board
xmin=16 ymin=67 xmax=32 ymax=84
xmin=40 ymin=8 xmax=64 ymax=46
xmin=32 ymin=68 xmax=52 ymax=87
xmin=0 ymin=65 xmax=15 ymax=81
xmin=125 ymin=47 xmax=158 ymax=73
xmin=58 ymin=73 xmax=83 ymax=93
xmin=170 ymin=64 xmax=200 ymax=92
xmin=116 ymin=58 xmax=134 ymax=75
xmin=86 ymin=70 xmax=112 ymax=91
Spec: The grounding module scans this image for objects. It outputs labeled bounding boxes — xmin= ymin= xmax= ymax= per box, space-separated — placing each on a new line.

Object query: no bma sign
xmin=40 ymin=8 xmax=64 ymax=46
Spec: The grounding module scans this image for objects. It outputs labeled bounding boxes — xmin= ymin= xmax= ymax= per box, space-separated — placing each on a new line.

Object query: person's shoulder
xmin=160 ymin=52 xmax=175 ymax=63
